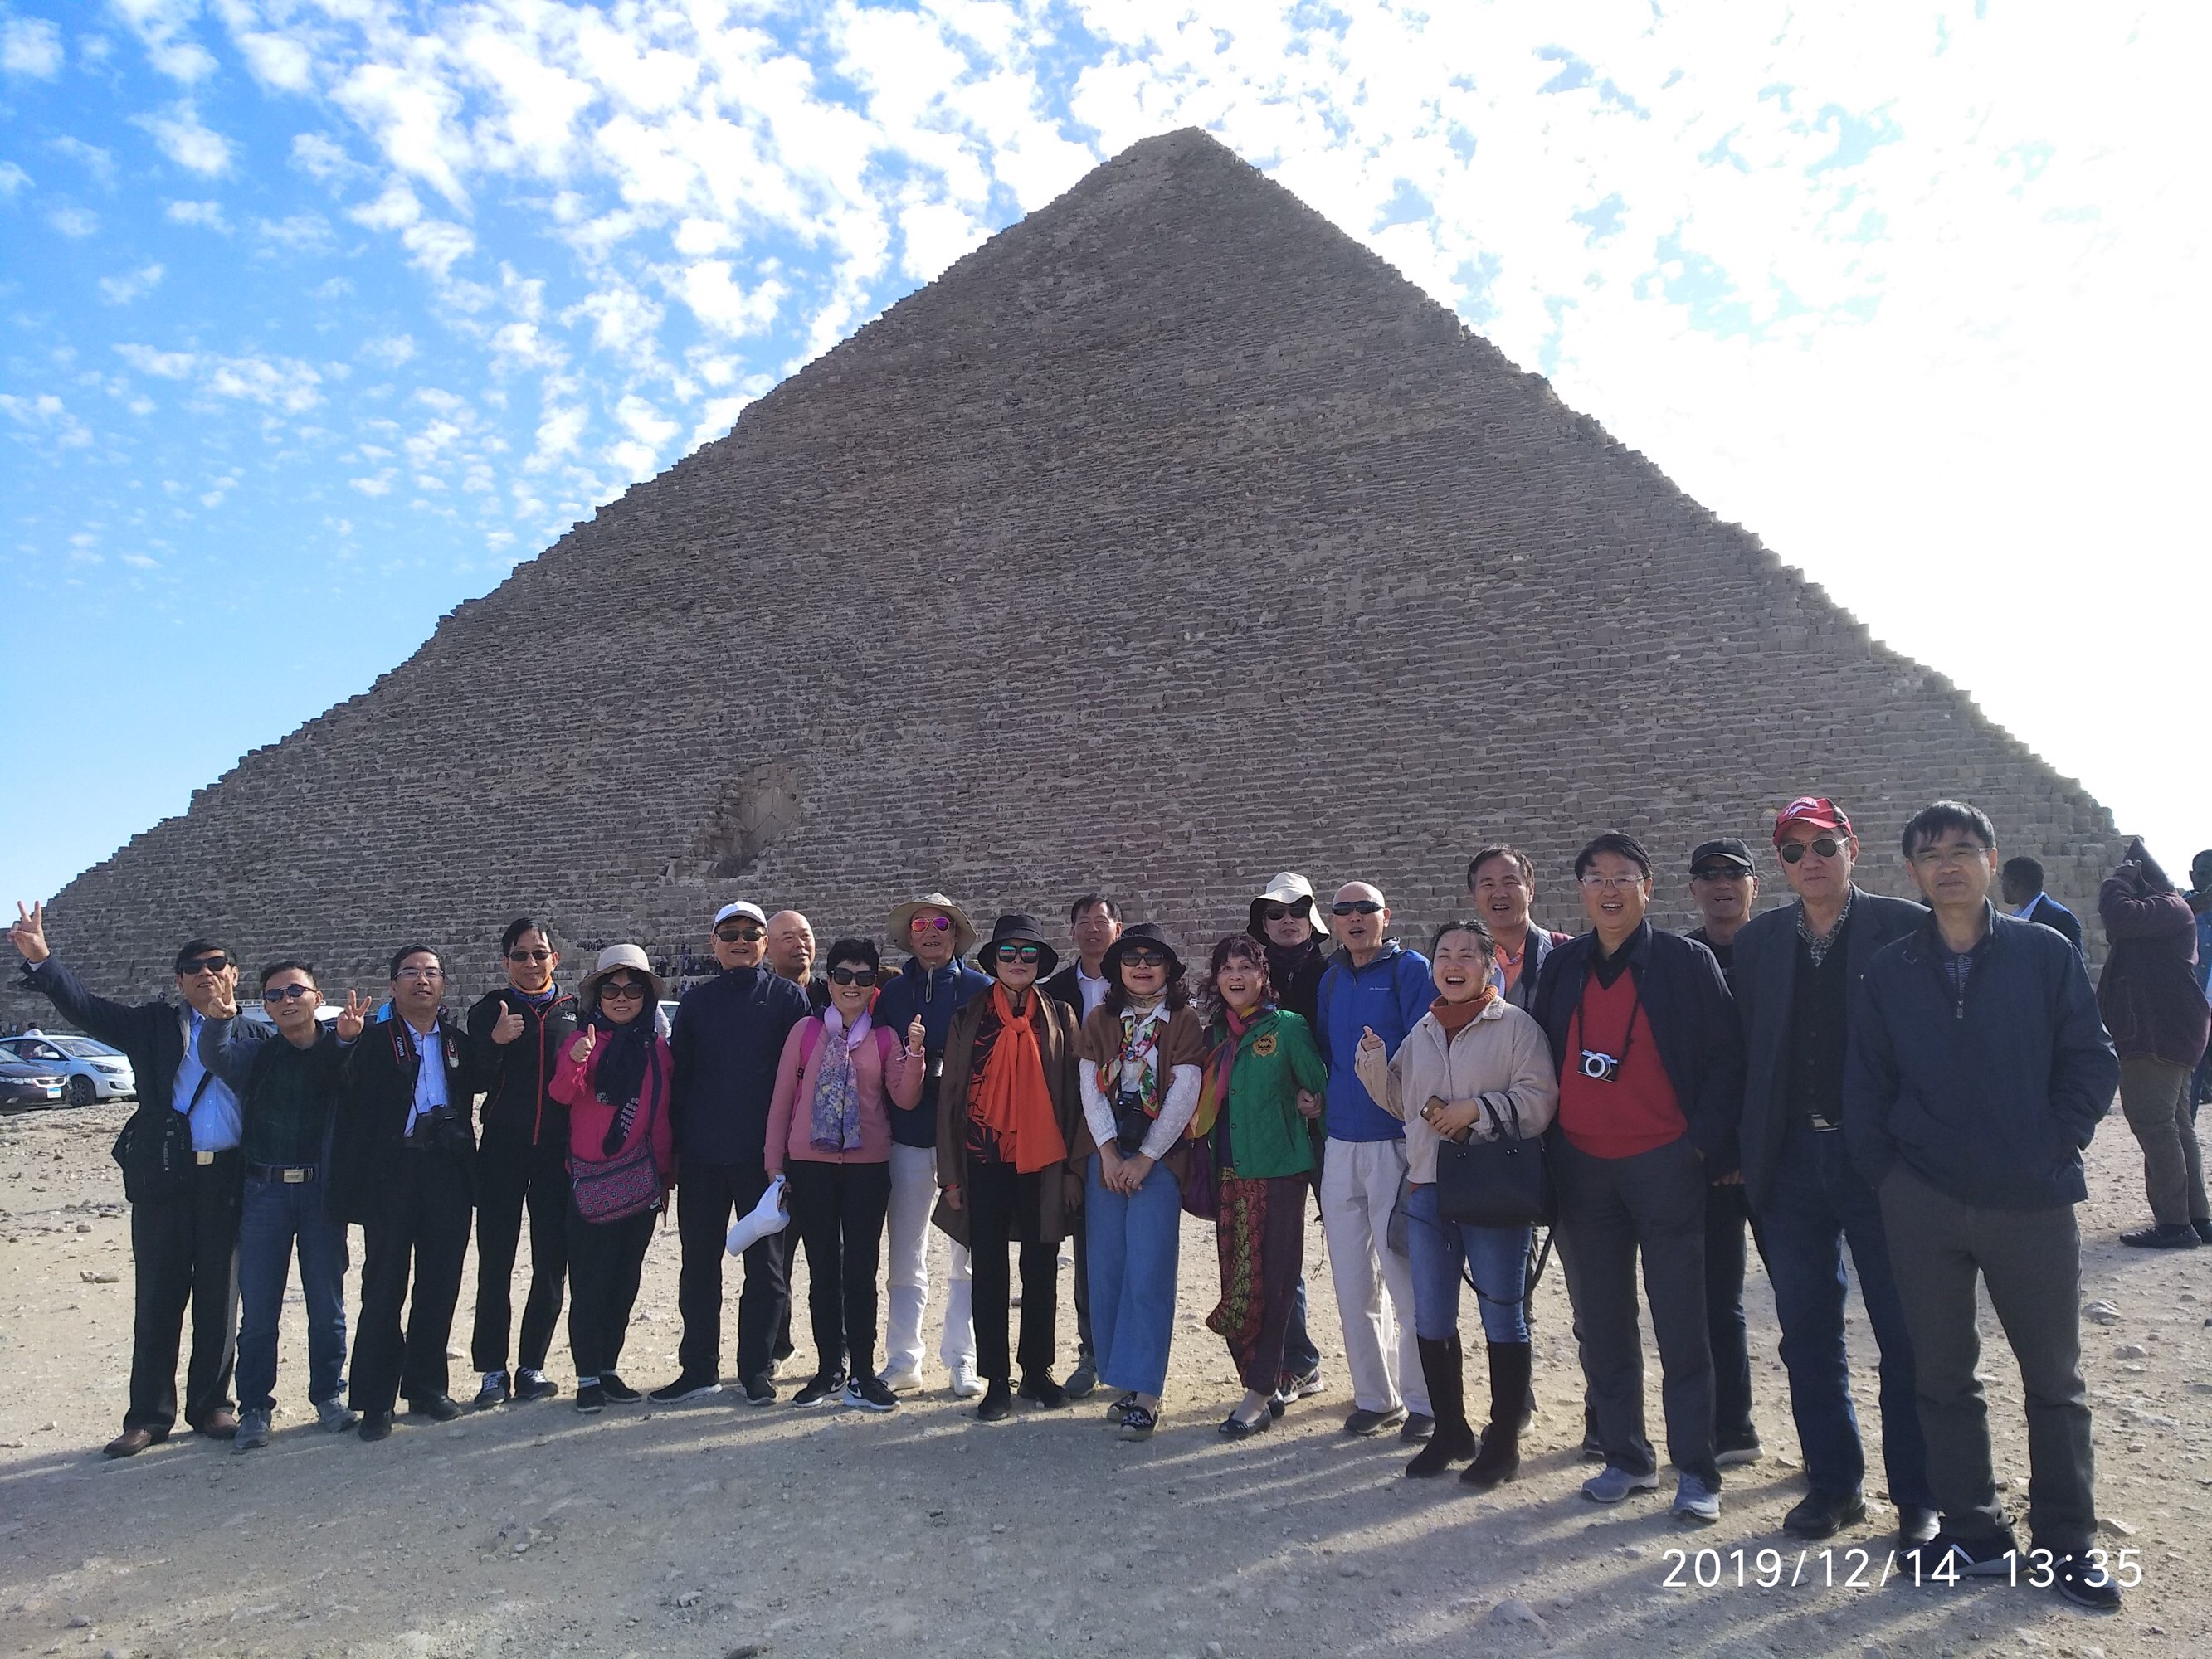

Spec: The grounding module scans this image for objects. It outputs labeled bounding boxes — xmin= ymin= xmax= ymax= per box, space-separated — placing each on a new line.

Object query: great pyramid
xmin=18 ymin=128 xmax=2117 ymax=1006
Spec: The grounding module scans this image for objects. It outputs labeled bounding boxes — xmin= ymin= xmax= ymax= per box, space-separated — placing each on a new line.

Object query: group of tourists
xmin=11 ymin=793 xmax=2208 ymax=1619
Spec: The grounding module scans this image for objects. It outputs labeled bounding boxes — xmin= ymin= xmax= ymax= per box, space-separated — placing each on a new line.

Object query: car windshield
xmin=56 ymin=1038 xmax=115 ymax=1058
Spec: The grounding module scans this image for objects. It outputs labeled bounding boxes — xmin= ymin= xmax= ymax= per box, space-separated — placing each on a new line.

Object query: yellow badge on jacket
xmin=1252 ymin=1034 xmax=1278 ymax=1058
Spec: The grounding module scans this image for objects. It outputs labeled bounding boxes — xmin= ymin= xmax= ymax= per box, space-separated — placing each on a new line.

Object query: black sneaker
xmin=2050 ymin=1550 xmax=2123 ymax=1611
xmin=599 ymin=1374 xmax=641 ymax=1404
xmin=1893 ymin=1527 xmax=2019 ymax=1584
xmin=1784 ymin=1489 xmax=1868 ymax=1540
xmin=2120 ymin=1221 xmax=2200 ymax=1249
xmin=1715 ymin=1429 xmax=1764 ymax=1467
xmin=844 ymin=1374 xmax=899 ymax=1413
xmin=358 ymin=1411 xmax=392 ymax=1442
xmin=977 ymin=1379 xmax=1013 ymax=1422
xmin=1399 ymin=1412 xmax=1436 ymax=1444
xmin=472 ymin=1371 xmax=511 ymax=1410
xmin=406 ymin=1394 xmax=463 ymax=1423
xmin=742 ymin=1373 xmax=777 ymax=1407
xmin=1342 ymin=1405 xmax=1406 ymax=1437
xmin=1064 ymin=1355 xmax=1099 ymax=1399
xmin=792 ymin=1371 xmax=846 ymax=1408
xmin=575 ymin=1383 xmax=606 ymax=1414
xmin=513 ymin=1369 xmax=560 ymax=1403
xmin=1017 ymin=1372 xmax=1069 ymax=1409
xmin=648 ymin=1373 xmax=723 ymax=1405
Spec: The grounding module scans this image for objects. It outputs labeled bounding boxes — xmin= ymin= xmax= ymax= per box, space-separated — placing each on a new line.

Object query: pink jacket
xmin=763 ymin=1010 xmax=923 ymax=1173
xmin=550 ymin=1032 xmax=677 ymax=1185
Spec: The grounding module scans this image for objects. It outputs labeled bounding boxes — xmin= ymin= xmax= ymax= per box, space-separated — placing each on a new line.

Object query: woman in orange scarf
xmin=935 ymin=914 xmax=1082 ymax=1423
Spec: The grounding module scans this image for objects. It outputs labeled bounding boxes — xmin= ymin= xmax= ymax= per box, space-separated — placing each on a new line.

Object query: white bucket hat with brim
xmin=886 ymin=892 xmax=977 ymax=956
xmin=578 ymin=942 xmax=665 ymax=1009
xmin=1250 ymin=871 xmax=1328 ymax=927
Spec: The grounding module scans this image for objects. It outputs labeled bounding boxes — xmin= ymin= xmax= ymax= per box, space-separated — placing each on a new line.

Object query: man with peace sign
xmin=8 ymin=900 xmax=248 ymax=1457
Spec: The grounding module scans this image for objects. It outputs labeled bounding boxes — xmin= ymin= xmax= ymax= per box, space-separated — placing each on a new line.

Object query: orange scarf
xmin=972 ymin=984 xmax=1067 ymax=1175
xmin=1430 ymin=985 xmax=1498 ymax=1036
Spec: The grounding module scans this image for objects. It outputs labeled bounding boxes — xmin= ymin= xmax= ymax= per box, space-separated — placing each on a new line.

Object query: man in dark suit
xmin=9 ymin=902 xmax=244 ymax=1457
xmin=1732 ymin=797 xmax=1936 ymax=1546
xmin=2001 ymin=857 xmax=2083 ymax=952
xmin=332 ymin=944 xmax=481 ymax=1440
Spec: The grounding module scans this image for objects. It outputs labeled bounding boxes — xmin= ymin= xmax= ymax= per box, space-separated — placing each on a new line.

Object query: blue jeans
xmin=236 ymin=1173 xmax=350 ymax=1413
xmin=1402 ymin=1181 xmax=1531 ymax=1343
xmin=1085 ymin=1155 xmax=1182 ymax=1398
xmin=1756 ymin=1122 xmax=1933 ymax=1507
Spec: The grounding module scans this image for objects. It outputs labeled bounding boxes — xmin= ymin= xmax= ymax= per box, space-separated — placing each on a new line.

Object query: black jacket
xmin=667 ymin=965 xmax=809 ymax=1166
xmin=20 ymin=956 xmax=188 ymax=1121
xmin=1732 ymin=888 xmax=1926 ymax=1209
xmin=465 ymin=988 xmax=578 ymax=1157
xmin=1529 ymin=922 xmax=1745 ymax=1171
xmin=1844 ymin=905 xmax=2118 ymax=1210
xmin=330 ymin=1015 xmax=480 ymax=1225
xmin=199 ymin=1017 xmax=347 ymax=1170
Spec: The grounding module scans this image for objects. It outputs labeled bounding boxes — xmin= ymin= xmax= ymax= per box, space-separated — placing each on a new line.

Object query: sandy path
xmin=0 ymin=1099 xmax=2203 ymax=1658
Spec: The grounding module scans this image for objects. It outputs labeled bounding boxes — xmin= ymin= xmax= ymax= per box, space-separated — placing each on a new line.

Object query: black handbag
xmin=112 ymin=1070 xmax=208 ymax=1204
xmin=1434 ymin=1095 xmax=1556 ymax=1229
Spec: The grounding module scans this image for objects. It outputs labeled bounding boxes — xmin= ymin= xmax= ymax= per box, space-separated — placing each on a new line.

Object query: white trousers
xmin=1319 ymin=1136 xmax=1429 ymax=1415
xmin=885 ymin=1141 xmax=974 ymax=1374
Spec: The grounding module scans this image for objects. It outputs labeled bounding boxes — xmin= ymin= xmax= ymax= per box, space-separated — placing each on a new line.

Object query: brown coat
xmin=1074 ymin=1002 xmax=1211 ymax=1183
xmin=932 ymin=985 xmax=1083 ymax=1248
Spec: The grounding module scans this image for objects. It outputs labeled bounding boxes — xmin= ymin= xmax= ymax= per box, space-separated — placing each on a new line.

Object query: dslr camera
xmin=410 ymin=1101 xmax=474 ymax=1154
xmin=1577 ymin=1048 xmax=1622 ymax=1084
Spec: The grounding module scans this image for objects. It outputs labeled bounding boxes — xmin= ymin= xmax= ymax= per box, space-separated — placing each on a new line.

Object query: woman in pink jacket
xmin=763 ymin=937 xmax=925 ymax=1411
xmin=549 ymin=945 xmax=675 ymax=1414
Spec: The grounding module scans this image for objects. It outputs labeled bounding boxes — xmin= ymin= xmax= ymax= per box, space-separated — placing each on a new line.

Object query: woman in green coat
xmin=1199 ymin=932 xmax=1329 ymax=1438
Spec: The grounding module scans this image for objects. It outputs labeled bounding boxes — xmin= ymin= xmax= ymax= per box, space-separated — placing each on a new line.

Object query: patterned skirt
xmin=1206 ymin=1171 xmax=1309 ymax=1392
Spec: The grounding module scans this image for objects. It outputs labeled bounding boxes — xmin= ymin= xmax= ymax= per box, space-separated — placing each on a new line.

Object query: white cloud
xmin=525 ymin=402 xmax=587 ymax=473
xmin=2 ymin=15 xmax=63 ymax=78
xmin=115 ymin=343 xmax=324 ymax=412
xmin=113 ymin=0 xmax=217 ymax=82
xmin=48 ymin=205 xmax=98 ymax=237
xmin=99 ymin=263 xmax=167 ymax=304
xmin=134 ymin=100 xmax=234 ymax=175
xmin=291 ymin=131 xmax=368 ymax=183
xmin=257 ymin=212 xmax=335 ymax=254
xmin=0 ymin=161 xmax=29 ymax=197
xmin=0 ymin=392 xmax=93 ymax=448
xmin=49 ymin=136 xmax=116 ymax=187
xmin=361 ymin=333 xmax=417 ymax=367
xmin=677 ymin=260 xmax=787 ymax=337
xmin=165 ymin=197 xmax=230 ymax=229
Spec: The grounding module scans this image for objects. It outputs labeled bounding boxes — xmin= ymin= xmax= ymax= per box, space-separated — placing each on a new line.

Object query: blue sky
xmin=3 ymin=1 xmax=2206 ymax=900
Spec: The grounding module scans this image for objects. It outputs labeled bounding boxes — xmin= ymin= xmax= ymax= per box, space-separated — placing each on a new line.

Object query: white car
xmin=0 ymin=1034 xmax=135 ymax=1106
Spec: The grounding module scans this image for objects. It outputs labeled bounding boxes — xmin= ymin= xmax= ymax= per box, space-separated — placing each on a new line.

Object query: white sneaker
xmin=878 ymin=1361 xmax=924 ymax=1394
xmin=948 ymin=1364 xmax=985 ymax=1399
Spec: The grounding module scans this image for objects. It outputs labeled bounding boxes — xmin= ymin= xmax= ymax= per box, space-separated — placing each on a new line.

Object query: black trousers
xmin=351 ymin=1150 xmax=475 ymax=1416
xmin=966 ymin=1160 xmax=1055 ymax=1384
xmin=675 ymin=1158 xmax=789 ymax=1384
xmin=125 ymin=1152 xmax=242 ymax=1434
xmin=784 ymin=1160 xmax=893 ymax=1380
xmin=566 ymin=1202 xmax=656 ymax=1381
xmin=1555 ymin=1135 xmax=1719 ymax=1486
xmin=470 ymin=1137 xmax=569 ymax=1375
xmin=1704 ymin=1179 xmax=1764 ymax=1443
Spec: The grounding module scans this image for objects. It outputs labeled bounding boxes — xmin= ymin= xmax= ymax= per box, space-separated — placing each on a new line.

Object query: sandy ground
xmin=0 ymin=1097 xmax=2204 ymax=1659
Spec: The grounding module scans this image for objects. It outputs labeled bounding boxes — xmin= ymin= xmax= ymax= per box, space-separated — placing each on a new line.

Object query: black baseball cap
xmin=1689 ymin=838 xmax=1756 ymax=876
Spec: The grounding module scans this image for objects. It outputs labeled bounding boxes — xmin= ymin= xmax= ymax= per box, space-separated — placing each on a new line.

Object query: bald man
xmin=765 ymin=912 xmax=816 ymax=990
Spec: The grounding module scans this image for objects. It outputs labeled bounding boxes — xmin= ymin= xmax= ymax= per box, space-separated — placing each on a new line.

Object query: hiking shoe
xmin=514 ymin=1369 xmax=559 ymax=1403
xmin=1064 ymin=1355 xmax=1099 ymax=1399
xmin=231 ymin=1408 xmax=271 ymax=1453
xmin=1715 ymin=1430 xmax=1764 ymax=1467
xmin=878 ymin=1361 xmax=924 ymax=1394
xmin=1581 ymin=1464 xmax=1662 ymax=1504
xmin=648 ymin=1373 xmax=723 ymax=1405
xmin=2120 ymin=1222 xmax=2200 ymax=1249
xmin=2050 ymin=1550 xmax=2122 ymax=1611
xmin=1118 ymin=1402 xmax=1158 ymax=1440
xmin=977 ymin=1379 xmax=1013 ymax=1422
xmin=792 ymin=1370 xmax=846 ymax=1408
xmin=1673 ymin=1474 xmax=1722 ymax=1525
xmin=948 ymin=1363 xmax=986 ymax=1399
xmin=1399 ymin=1412 xmax=1436 ymax=1444
xmin=313 ymin=1398 xmax=359 ymax=1433
xmin=472 ymin=1371 xmax=511 ymax=1410
xmin=1893 ymin=1527 xmax=2020 ymax=1584
xmin=845 ymin=1374 xmax=899 ymax=1413
xmin=1785 ymin=1489 xmax=1868 ymax=1539
xmin=1342 ymin=1405 xmax=1406 ymax=1437
xmin=575 ymin=1383 xmax=606 ymax=1414
xmin=1017 ymin=1372 xmax=1069 ymax=1409
xmin=599 ymin=1374 xmax=640 ymax=1404
xmin=742 ymin=1373 xmax=777 ymax=1407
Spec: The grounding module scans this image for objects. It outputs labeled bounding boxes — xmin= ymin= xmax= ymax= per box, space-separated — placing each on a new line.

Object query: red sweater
xmin=1557 ymin=971 xmax=1688 ymax=1159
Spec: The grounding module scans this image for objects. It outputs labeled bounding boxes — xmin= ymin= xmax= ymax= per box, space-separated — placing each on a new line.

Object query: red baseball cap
xmin=1773 ymin=796 xmax=1853 ymax=849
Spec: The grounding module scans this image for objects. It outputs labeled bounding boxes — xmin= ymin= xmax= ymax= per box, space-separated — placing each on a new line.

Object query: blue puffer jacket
xmin=1315 ymin=941 xmax=1434 ymax=1142
xmin=1844 ymin=904 xmax=2118 ymax=1209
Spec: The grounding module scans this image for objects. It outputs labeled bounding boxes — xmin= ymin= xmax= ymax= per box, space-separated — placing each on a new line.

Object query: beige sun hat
xmin=578 ymin=942 xmax=665 ymax=1009
xmin=886 ymin=891 xmax=977 ymax=956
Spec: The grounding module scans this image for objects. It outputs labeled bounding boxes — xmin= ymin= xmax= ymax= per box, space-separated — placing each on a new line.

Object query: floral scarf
xmin=806 ymin=1004 xmax=872 ymax=1152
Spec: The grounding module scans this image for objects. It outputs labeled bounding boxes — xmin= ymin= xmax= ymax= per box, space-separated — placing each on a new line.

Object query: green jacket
xmin=1210 ymin=1008 xmax=1328 ymax=1180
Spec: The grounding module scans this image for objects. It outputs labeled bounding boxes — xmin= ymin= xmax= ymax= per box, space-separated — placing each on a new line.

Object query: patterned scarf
xmin=971 ymin=984 xmax=1066 ymax=1174
xmin=1104 ymin=996 xmax=1167 ymax=1112
xmin=586 ymin=1008 xmax=655 ymax=1156
xmin=1197 ymin=1001 xmax=1274 ymax=1141
xmin=806 ymin=1004 xmax=871 ymax=1152
xmin=1797 ymin=886 xmax=1856 ymax=969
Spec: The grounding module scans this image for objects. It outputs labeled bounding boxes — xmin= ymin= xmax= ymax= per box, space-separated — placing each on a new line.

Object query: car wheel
xmin=66 ymin=1075 xmax=96 ymax=1107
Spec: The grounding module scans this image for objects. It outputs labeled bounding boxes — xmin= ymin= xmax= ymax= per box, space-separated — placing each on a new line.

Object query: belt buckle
xmin=195 ymin=1150 xmax=216 ymax=1166
xmin=282 ymin=1167 xmax=308 ymax=1184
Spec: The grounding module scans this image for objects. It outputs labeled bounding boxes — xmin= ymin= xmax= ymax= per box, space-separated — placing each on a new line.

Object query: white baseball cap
xmin=713 ymin=901 xmax=767 ymax=928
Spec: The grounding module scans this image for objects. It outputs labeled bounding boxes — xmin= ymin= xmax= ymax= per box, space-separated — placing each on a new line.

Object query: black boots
xmin=1462 ymin=1340 xmax=1530 ymax=1490
xmin=1405 ymin=1335 xmax=1479 ymax=1477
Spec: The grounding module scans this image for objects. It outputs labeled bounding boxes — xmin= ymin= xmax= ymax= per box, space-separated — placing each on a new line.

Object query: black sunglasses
xmin=1259 ymin=902 xmax=1309 ymax=922
xmin=180 ymin=954 xmax=230 ymax=975
xmin=262 ymin=983 xmax=317 ymax=1002
xmin=1118 ymin=946 xmax=1167 ymax=968
xmin=506 ymin=947 xmax=552 ymax=963
xmin=828 ymin=966 xmax=881 ymax=987
xmin=1330 ymin=900 xmax=1383 ymax=917
xmin=1778 ymin=838 xmax=1845 ymax=864
xmin=599 ymin=978 xmax=647 ymax=1000
xmin=992 ymin=944 xmax=1042 ymax=964
xmin=714 ymin=925 xmax=766 ymax=943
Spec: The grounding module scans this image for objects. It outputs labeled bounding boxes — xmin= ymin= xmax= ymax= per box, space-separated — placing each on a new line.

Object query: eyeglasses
xmin=1909 ymin=843 xmax=1990 ymax=871
xmin=395 ymin=966 xmax=446 ymax=982
xmin=911 ymin=915 xmax=953 ymax=932
xmin=1577 ymin=873 xmax=1646 ymax=892
xmin=262 ymin=984 xmax=318 ymax=1002
xmin=1691 ymin=866 xmax=1750 ymax=882
xmin=828 ymin=966 xmax=881 ymax=987
xmin=180 ymin=954 xmax=230 ymax=975
xmin=506 ymin=947 xmax=552 ymax=963
xmin=1118 ymin=946 xmax=1167 ymax=968
xmin=992 ymin=944 xmax=1042 ymax=964
xmin=1778 ymin=838 xmax=1845 ymax=864
xmin=599 ymin=980 xmax=646 ymax=1001
xmin=714 ymin=925 xmax=766 ymax=943
xmin=1330 ymin=900 xmax=1383 ymax=917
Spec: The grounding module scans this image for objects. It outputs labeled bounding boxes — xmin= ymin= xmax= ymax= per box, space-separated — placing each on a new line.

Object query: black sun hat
xmin=1101 ymin=922 xmax=1184 ymax=985
xmin=975 ymin=912 xmax=1060 ymax=977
